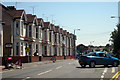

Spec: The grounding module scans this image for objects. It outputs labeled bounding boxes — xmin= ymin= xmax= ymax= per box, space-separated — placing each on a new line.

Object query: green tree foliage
xmin=103 ymin=48 xmax=109 ymax=52
xmin=110 ymin=24 xmax=120 ymax=58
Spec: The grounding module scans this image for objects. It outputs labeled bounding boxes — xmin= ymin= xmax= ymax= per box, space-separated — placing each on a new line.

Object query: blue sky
xmin=2 ymin=2 xmax=118 ymax=46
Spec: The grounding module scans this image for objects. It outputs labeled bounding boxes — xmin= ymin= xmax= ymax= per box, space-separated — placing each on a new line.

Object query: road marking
xmin=110 ymin=72 xmax=120 ymax=80
xmin=100 ymin=68 xmax=108 ymax=79
xmin=103 ymin=68 xmax=108 ymax=73
xmin=69 ymin=63 xmax=72 ymax=64
xmin=22 ymin=76 xmax=30 ymax=80
xmin=101 ymin=75 xmax=104 ymax=78
xmin=56 ymin=66 xmax=62 ymax=69
xmin=26 ymin=76 xmax=30 ymax=79
xmin=38 ymin=70 xmax=52 ymax=75
xmin=111 ymin=67 xmax=115 ymax=73
xmin=102 ymin=73 xmax=105 ymax=75
xmin=114 ymin=73 xmax=120 ymax=80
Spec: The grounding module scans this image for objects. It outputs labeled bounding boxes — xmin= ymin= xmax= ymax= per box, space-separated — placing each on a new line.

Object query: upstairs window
xmin=25 ymin=25 xmax=28 ymax=37
xmin=45 ymin=31 xmax=47 ymax=41
xmin=36 ymin=28 xmax=38 ymax=38
xmin=59 ymin=34 xmax=60 ymax=44
xmin=16 ymin=21 xmax=19 ymax=35
xmin=55 ymin=34 xmax=57 ymax=43
xmin=69 ymin=38 xmax=70 ymax=46
xmin=21 ymin=21 xmax=24 ymax=36
xmin=62 ymin=35 xmax=65 ymax=44
xmin=49 ymin=32 xmax=51 ymax=42
xmin=29 ymin=25 xmax=32 ymax=38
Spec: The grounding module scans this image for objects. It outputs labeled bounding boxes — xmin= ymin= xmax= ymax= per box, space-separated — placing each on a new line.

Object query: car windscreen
xmin=84 ymin=52 xmax=96 ymax=56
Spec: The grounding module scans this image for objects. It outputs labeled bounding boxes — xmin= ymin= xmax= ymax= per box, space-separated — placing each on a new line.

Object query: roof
xmin=60 ymin=28 xmax=63 ymax=34
xmin=63 ymin=30 xmax=67 ymax=35
xmin=69 ymin=33 xmax=73 ymax=38
xmin=43 ymin=22 xmax=50 ymax=29
xmin=55 ymin=26 xmax=60 ymax=33
xmin=67 ymin=32 xmax=70 ymax=37
xmin=7 ymin=10 xmax=24 ymax=19
xmin=50 ymin=24 xmax=54 ymax=31
xmin=1 ymin=5 xmax=27 ymax=21
xmin=37 ymin=18 xmax=44 ymax=26
xmin=26 ymin=14 xmax=36 ymax=23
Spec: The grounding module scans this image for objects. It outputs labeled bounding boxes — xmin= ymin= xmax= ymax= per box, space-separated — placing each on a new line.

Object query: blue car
xmin=78 ymin=52 xmax=119 ymax=68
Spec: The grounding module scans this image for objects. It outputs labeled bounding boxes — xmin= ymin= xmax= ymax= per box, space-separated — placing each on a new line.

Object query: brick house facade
xmin=1 ymin=4 xmax=76 ymax=64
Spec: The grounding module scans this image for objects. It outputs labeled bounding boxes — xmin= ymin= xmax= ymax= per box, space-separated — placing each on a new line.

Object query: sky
xmin=1 ymin=1 xmax=119 ymax=46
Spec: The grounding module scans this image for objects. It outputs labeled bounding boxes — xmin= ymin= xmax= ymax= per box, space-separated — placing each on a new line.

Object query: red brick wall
xmin=55 ymin=56 xmax=64 ymax=60
xmin=31 ymin=56 xmax=39 ymax=62
xmin=66 ymin=56 xmax=70 ymax=59
xmin=12 ymin=56 xmax=28 ymax=63
xmin=41 ymin=56 xmax=52 ymax=61
xmin=41 ymin=56 xmax=65 ymax=61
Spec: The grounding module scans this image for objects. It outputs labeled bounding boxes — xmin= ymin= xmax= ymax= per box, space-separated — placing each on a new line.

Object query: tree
xmin=110 ymin=24 xmax=120 ymax=58
xmin=105 ymin=44 xmax=110 ymax=48
xmin=103 ymin=48 xmax=109 ymax=52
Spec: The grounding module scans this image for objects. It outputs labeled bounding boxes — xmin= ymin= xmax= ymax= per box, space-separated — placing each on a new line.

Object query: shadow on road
xmin=76 ymin=65 xmax=113 ymax=69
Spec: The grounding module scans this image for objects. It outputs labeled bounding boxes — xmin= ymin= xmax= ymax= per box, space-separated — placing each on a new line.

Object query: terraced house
xmin=1 ymin=4 xmax=76 ymax=64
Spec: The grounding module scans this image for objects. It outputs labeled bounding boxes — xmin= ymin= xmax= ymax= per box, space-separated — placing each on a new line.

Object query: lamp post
xmin=73 ymin=29 xmax=80 ymax=58
xmin=111 ymin=16 xmax=120 ymax=24
xmin=74 ymin=29 xmax=80 ymax=35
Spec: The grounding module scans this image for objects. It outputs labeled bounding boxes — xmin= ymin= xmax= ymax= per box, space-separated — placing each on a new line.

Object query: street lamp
xmin=74 ymin=29 xmax=80 ymax=35
xmin=73 ymin=29 xmax=80 ymax=58
xmin=111 ymin=16 xmax=120 ymax=24
xmin=111 ymin=16 xmax=116 ymax=18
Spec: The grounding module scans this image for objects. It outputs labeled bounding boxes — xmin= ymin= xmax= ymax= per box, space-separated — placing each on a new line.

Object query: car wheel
xmin=113 ymin=61 xmax=118 ymax=67
xmin=89 ymin=61 xmax=95 ymax=68
xmin=81 ymin=64 xmax=86 ymax=68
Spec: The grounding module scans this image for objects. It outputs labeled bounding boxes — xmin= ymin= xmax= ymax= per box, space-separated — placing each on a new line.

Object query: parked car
xmin=78 ymin=52 xmax=119 ymax=68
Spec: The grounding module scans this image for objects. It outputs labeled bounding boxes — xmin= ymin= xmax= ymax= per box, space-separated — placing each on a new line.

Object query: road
xmin=1 ymin=59 xmax=120 ymax=80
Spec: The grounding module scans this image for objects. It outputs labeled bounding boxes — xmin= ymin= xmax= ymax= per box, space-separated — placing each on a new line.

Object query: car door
xmin=97 ymin=53 xmax=106 ymax=65
xmin=104 ymin=54 xmax=113 ymax=65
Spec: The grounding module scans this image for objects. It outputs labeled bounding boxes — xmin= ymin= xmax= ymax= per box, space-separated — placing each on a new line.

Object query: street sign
xmin=25 ymin=48 xmax=30 ymax=52
xmin=5 ymin=43 xmax=13 ymax=48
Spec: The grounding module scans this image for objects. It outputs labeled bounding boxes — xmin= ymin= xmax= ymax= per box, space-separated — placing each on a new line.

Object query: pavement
xmin=22 ymin=59 xmax=65 ymax=69
xmin=1 ymin=59 xmax=69 ymax=71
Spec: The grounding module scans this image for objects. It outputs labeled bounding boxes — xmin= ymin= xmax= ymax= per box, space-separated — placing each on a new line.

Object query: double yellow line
xmin=110 ymin=71 xmax=120 ymax=80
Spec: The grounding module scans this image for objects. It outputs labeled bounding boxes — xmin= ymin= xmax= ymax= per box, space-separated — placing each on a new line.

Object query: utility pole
xmin=51 ymin=15 xmax=54 ymax=23
xmin=46 ymin=17 xmax=49 ymax=22
xmin=30 ymin=6 xmax=35 ymax=15
xmin=15 ymin=2 xmax=17 ymax=9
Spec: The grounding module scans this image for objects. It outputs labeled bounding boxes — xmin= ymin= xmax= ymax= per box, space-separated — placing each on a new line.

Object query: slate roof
xmin=26 ymin=14 xmax=36 ymax=23
xmin=43 ymin=22 xmax=50 ymax=29
xmin=37 ymin=18 xmax=44 ymax=26
xmin=55 ymin=26 xmax=60 ymax=33
xmin=50 ymin=24 xmax=54 ymax=31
